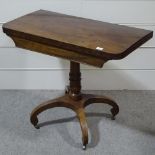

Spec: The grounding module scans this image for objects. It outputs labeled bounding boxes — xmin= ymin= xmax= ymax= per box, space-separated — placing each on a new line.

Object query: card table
xmin=3 ymin=10 xmax=153 ymax=150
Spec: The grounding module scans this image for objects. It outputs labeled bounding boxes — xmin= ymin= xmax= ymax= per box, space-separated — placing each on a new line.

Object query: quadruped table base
xmin=30 ymin=61 xmax=119 ymax=149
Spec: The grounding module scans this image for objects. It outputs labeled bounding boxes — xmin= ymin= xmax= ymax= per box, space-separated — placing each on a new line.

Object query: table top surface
xmin=3 ymin=10 xmax=153 ymax=60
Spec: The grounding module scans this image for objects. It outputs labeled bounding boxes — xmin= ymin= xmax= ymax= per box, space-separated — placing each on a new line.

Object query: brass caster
xmin=111 ymin=116 xmax=115 ymax=120
xmin=34 ymin=125 xmax=40 ymax=129
xmin=82 ymin=145 xmax=86 ymax=150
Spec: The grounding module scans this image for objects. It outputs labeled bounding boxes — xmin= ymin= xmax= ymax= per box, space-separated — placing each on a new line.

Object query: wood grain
xmin=12 ymin=36 xmax=105 ymax=67
xmin=3 ymin=10 xmax=153 ymax=67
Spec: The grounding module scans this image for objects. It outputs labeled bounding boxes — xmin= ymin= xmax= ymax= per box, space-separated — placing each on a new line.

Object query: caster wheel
xmin=34 ymin=125 xmax=40 ymax=129
xmin=82 ymin=145 xmax=86 ymax=150
xmin=111 ymin=116 xmax=115 ymax=120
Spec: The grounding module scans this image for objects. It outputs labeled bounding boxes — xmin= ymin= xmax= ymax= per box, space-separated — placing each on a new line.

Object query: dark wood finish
xmin=10 ymin=36 xmax=105 ymax=67
xmin=69 ymin=61 xmax=82 ymax=100
xmin=30 ymin=61 xmax=119 ymax=149
xmin=2 ymin=10 xmax=153 ymax=67
xmin=2 ymin=10 xmax=153 ymax=149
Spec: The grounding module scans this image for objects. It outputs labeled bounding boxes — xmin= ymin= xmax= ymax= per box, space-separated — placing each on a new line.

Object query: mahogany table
xmin=3 ymin=10 xmax=153 ymax=150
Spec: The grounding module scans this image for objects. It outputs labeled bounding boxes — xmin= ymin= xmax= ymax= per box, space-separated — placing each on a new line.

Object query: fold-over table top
xmin=3 ymin=10 xmax=153 ymax=67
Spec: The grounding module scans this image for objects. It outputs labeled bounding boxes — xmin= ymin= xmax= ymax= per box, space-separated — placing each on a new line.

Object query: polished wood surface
xmin=3 ymin=10 xmax=153 ymax=67
xmin=2 ymin=10 xmax=153 ymax=149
